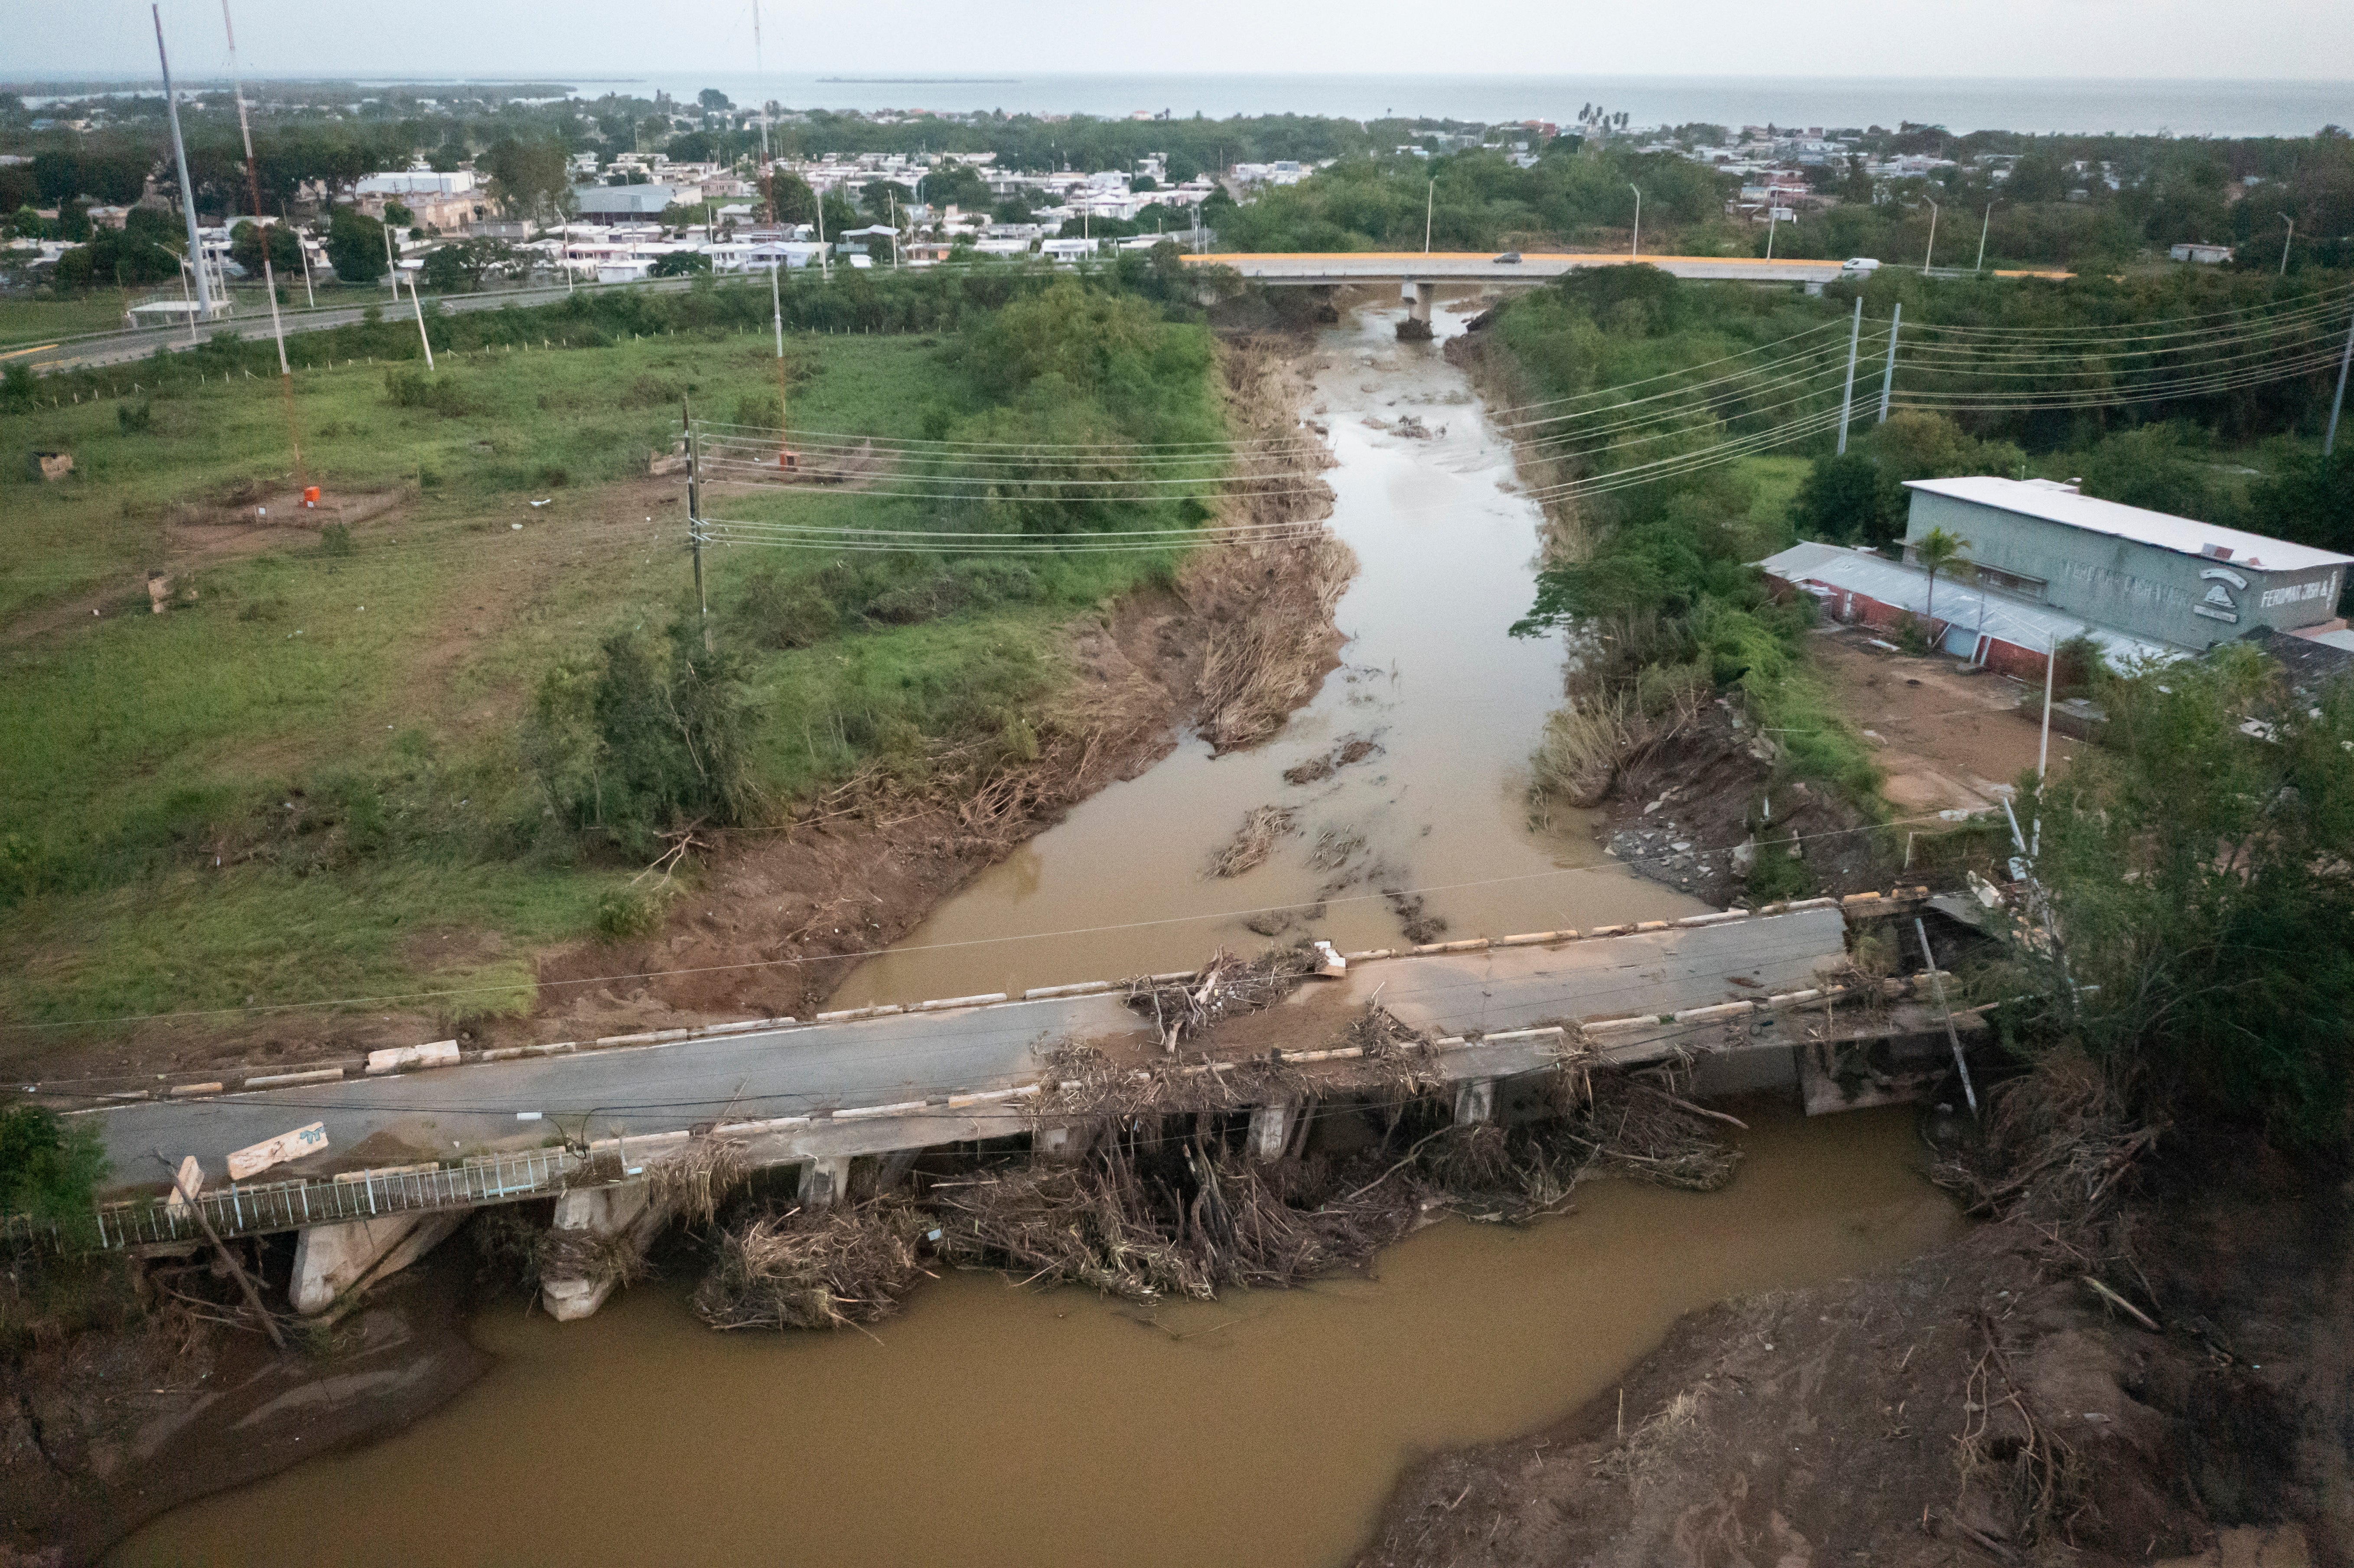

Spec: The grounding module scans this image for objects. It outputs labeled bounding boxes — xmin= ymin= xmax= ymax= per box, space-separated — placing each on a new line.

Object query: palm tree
xmin=1914 ymin=526 xmax=1971 ymax=623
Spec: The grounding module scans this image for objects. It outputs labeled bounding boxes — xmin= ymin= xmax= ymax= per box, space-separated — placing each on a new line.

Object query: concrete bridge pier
xmin=1033 ymin=1122 xmax=1099 ymax=1162
xmin=1247 ymin=1102 xmax=1295 ymax=1162
xmin=289 ymin=1210 xmax=466 ymax=1317
xmin=1452 ymin=1078 xmax=1496 ymax=1126
xmin=540 ymin=1180 xmax=679 ymax=1322
xmin=868 ymin=1147 xmax=922 ymax=1196
xmin=1400 ymin=278 xmax=1437 ymax=323
xmin=799 ymin=1154 xmax=854 ymax=1211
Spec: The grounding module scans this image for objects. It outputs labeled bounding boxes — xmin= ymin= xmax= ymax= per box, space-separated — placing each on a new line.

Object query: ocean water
xmin=614 ymin=73 xmax=2352 ymax=139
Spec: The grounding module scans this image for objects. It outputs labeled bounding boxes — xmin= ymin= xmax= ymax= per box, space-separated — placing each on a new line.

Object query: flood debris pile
xmin=1208 ymin=805 xmax=1298 ymax=877
xmin=693 ymin=1205 xmax=935 ymax=1331
xmin=678 ymin=1008 xmax=1748 ymax=1329
xmin=1123 ymin=945 xmax=1319 ymax=1052
xmin=930 ymin=1145 xmax=1422 ymax=1302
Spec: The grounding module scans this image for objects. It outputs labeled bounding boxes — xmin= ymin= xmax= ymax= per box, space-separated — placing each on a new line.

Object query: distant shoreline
xmin=817 ymin=77 xmax=1020 ymax=85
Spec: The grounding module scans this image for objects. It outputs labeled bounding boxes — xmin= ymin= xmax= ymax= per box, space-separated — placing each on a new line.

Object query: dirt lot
xmin=1810 ymin=628 xmax=2080 ymax=815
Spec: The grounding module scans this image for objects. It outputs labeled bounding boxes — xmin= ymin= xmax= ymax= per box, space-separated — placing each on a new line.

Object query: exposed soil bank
xmin=2 ymin=1246 xmax=488 ymax=1568
xmin=1352 ymin=1139 xmax=2351 ymax=1568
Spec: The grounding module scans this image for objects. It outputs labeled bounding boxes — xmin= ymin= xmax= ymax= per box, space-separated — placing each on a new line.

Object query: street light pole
xmin=1921 ymin=197 xmax=1940 ymax=274
xmin=1975 ymin=201 xmax=1995 ymax=273
xmin=2279 ymin=214 xmax=2295 ymax=276
xmin=1628 ymin=183 xmax=1641 ymax=260
xmin=1423 ymin=178 xmax=1433 ymax=255
xmin=2325 ymin=297 xmax=2353 ymax=457
xmin=1835 ymin=296 xmax=1863 ymax=455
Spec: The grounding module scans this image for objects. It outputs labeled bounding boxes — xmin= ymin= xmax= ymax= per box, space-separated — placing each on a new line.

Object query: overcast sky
xmin=11 ymin=0 xmax=2353 ymax=85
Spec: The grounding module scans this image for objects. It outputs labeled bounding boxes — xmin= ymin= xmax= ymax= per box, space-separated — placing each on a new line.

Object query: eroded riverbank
xmin=113 ymin=1103 xmax=1957 ymax=1568
xmin=831 ymin=299 xmax=1703 ymax=1009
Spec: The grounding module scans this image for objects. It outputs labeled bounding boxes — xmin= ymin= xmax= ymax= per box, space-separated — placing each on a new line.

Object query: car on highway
xmin=1492 ymin=251 xmax=1522 ymax=264
xmin=1839 ymin=257 xmax=1882 ymax=279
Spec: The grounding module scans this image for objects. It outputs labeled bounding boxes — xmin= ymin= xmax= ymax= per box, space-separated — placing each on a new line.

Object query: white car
xmin=1839 ymin=257 xmax=1882 ymax=279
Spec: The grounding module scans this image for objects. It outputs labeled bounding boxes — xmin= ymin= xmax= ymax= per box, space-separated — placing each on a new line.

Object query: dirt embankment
xmin=1596 ymin=703 xmax=1882 ymax=908
xmin=1354 ymin=1132 xmax=2351 ymax=1568
xmin=524 ymin=334 xmax=1349 ymax=1036
xmin=2 ymin=1246 xmax=488 ymax=1568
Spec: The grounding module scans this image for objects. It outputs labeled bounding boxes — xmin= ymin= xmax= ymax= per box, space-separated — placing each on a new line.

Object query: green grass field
xmin=0 ymin=279 xmax=1219 ymax=1044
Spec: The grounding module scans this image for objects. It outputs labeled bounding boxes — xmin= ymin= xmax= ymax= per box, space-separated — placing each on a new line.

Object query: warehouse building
xmin=1759 ymin=475 xmax=2351 ymax=677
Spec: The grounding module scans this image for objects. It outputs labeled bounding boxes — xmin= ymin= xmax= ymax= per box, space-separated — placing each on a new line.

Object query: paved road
xmin=5 ymin=276 xmax=703 ymax=374
xmin=89 ymin=909 xmax=1848 ymax=1189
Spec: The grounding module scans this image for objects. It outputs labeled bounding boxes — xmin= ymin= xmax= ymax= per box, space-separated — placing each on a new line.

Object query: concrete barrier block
xmin=1842 ymin=891 xmax=1882 ymax=907
xmin=365 ymin=1040 xmax=461 ymax=1076
xmin=913 ymin=992 xmax=1009 ymax=1012
xmin=1674 ymin=912 xmax=1745 ymax=929
xmin=1586 ymin=924 xmax=1628 ymax=939
xmin=1149 ymin=970 xmax=1196 ymax=983
xmin=834 ymin=1099 xmax=929 ymax=1122
xmin=1763 ymin=988 xmax=1823 ymax=1008
xmin=1634 ymin=920 xmax=1672 ymax=932
xmin=243 ymin=1067 xmax=343 ymax=1090
xmin=169 ymin=1081 xmax=224 ymax=1097
xmin=1023 ymin=981 xmax=1115 ymax=1000
xmin=1340 ymin=949 xmax=1394 ymax=963
xmin=703 ymin=1016 xmax=797 ymax=1034
xmin=1481 ymin=1027 xmax=1566 ymax=1044
xmin=1435 ymin=938 xmax=1490 ymax=953
xmin=594 ymin=1028 xmax=692 ymax=1048
xmin=1497 ymin=930 xmax=1576 ymax=947
xmin=1582 ymin=1015 xmax=1654 ymax=1034
xmin=1784 ymin=897 xmax=1840 ymax=911
xmin=814 ymin=1005 xmax=904 ymax=1024
xmin=1671 ymin=1001 xmax=1756 ymax=1024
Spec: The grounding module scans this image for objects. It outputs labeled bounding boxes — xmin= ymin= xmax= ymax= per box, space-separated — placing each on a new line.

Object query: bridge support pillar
xmin=540 ymin=1180 xmax=677 ymax=1322
xmin=1452 ymin=1077 xmax=1496 ymax=1126
xmin=1034 ymin=1123 xmax=1097 ymax=1163
xmin=1247 ymin=1102 xmax=1295 ymax=1162
xmin=870 ymin=1147 xmax=922 ymax=1196
xmin=801 ymin=1155 xmax=853 ymax=1211
xmin=290 ymin=1210 xmax=465 ymax=1317
xmin=1400 ymin=279 xmax=1437 ymax=323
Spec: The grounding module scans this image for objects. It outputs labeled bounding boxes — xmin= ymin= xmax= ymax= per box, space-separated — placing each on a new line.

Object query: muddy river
xmin=831 ymin=302 xmax=1703 ymax=1009
xmin=112 ymin=304 xmax=1954 ymax=1567
xmin=117 ymin=1103 xmax=1956 ymax=1568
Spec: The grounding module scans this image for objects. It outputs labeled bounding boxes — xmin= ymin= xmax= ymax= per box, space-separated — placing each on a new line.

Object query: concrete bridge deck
xmin=82 ymin=904 xmax=1852 ymax=1192
xmin=23 ymin=900 xmax=1957 ymax=1318
xmin=1183 ymin=251 xmax=2070 ymax=289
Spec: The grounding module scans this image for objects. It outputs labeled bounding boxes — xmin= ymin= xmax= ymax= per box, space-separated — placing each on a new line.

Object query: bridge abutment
xmin=290 ymin=1210 xmax=465 ymax=1317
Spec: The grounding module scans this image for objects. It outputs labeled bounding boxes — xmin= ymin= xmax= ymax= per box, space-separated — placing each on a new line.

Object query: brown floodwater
xmin=830 ymin=302 xmax=1704 ymax=1008
xmin=115 ymin=1103 xmax=1958 ymax=1568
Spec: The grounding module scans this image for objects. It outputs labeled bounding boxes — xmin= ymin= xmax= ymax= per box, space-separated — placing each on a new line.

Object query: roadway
xmin=3 ymin=275 xmax=703 ymax=375
xmin=87 ymin=908 xmax=1849 ymax=1191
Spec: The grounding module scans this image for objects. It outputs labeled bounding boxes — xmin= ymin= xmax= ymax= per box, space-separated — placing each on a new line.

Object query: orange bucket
xmin=302 ymin=485 xmax=321 ymax=507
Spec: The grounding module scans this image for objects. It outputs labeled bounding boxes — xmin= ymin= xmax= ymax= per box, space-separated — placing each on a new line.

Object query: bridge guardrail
xmin=3 ymin=1144 xmax=593 ymax=1254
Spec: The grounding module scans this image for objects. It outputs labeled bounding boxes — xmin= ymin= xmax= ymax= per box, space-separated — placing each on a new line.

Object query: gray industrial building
xmin=1899 ymin=476 xmax=2350 ymax=652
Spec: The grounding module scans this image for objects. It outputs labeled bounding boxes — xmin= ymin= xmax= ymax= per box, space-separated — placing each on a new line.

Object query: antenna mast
xmin=152 ymin=6 xmax=213 ymax=320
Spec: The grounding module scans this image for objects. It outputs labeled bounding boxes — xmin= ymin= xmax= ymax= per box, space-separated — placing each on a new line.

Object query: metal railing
xmin=3 ymin=1145 xmax=597 ymax=1253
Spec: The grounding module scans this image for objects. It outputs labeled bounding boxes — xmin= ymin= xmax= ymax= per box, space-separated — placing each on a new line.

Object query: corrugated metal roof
xmin=1903 ymin=475 xmax=2354 ymax=576
xmin=1757 ymin=541 xmax=2182 ymax=664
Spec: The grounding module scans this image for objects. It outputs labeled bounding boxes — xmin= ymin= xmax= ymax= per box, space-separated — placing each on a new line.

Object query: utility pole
xmin=1921 ymin=197 xmax=1940 ymax=274
xmin=1628 ymin=183 xmax=1641 ymax=260
xmin=2279 ymin=214 xmax=2295 ymax=276
xmin=222 ymin=0 xmax=302 ymax=495
xmin=382 ymin=215 xmax=399 ymax=306
xmin=405 ymin=270 xmax=434 ymax=370
xmin=286 ymin=204 xmax=315 ymax=306
xmin=685 ymin=397 xmax=711 ymax=652
xmin=1975 ymin=201 xmax=1995 ymax=273
xmin=1835 ymin=296 xmax=1863 ymax=455
xmin=2325 ymin=296 xmax=2352 ymax=457
xmin=1877 ymin=301 xmax=1902 ymax=424
xmin=1423 ymin=177 xmax=1433 ymax=254
xmin=1765 ymin=203 xmax=1778 ymax=260
xmin=153 ymin=5 xmax=213 ymax=321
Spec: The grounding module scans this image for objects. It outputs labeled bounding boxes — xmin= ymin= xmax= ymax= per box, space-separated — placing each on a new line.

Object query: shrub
xmin=116 ymin=399 xmax=152 ymax=433
xmin=593 ymin=887 xmax=661 ymax=940
xmin=384 ymin=368 xmax=475 ymax=416
xmin=0 ymin=1105 xmax=108 ymax=1229
xmin=318 ymin=522 xmax=354 ymax=556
